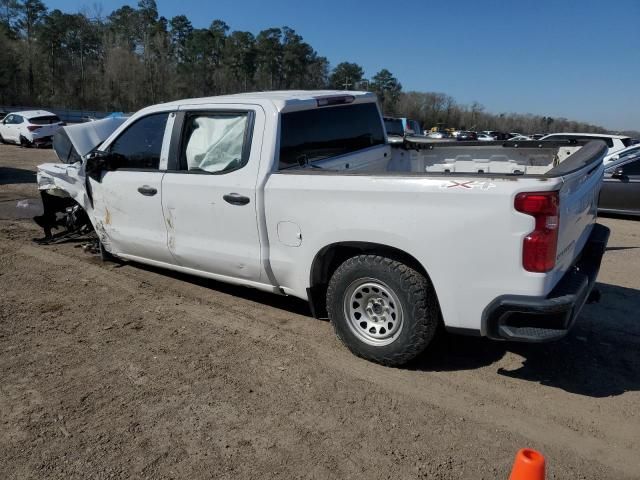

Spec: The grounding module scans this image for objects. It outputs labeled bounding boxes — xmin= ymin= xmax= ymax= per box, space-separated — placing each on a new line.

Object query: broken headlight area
xmin=33 ymin=190 xmax=95 ymax=245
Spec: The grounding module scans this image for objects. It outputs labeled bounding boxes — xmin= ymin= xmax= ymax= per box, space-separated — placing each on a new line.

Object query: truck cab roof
xmin=147 ymin=90 xmax=377 ymax=114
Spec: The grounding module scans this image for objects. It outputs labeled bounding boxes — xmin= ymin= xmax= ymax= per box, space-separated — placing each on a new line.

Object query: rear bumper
xmin=482 ymin=223 xmax=610 ymax=342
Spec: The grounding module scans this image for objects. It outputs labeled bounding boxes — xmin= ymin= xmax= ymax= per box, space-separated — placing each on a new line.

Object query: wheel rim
xmin=343 ymin=277 xmax=404 ymax=346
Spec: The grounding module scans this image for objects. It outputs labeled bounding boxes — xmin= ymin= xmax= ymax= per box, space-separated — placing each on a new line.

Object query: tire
xmin=326 ymin=255 xmax=440 ymax=366
xmin=0 ymin=133 xmax=5 ymax=144
xmin=19 ymin=135 xmax=31 ymax=148
xmin=99 ymin=241 xmax=116 ymax=262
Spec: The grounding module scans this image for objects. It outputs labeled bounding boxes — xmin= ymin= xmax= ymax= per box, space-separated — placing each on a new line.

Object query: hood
xmin=53 ymin=116 xmax=127 ymax=163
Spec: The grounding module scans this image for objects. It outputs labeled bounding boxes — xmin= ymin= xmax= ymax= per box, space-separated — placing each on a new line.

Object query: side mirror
xmin=611 ymin=167 xmax=625 ymax=179
xmin=85 ymin=151 xmax=121 ymax=181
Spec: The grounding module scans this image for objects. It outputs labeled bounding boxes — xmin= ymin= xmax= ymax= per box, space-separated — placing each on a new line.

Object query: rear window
xmin=30 ymin=115 xmax=61 ymax=125
xmin=622 ymin=138 xmax=632 ymax=148
xmin=279 ymin=103 xmax=385 ymax=170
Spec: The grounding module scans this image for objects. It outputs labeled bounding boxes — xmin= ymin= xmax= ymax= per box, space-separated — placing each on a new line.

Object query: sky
xmin=45 ymin=0 xmax=640 ymax=131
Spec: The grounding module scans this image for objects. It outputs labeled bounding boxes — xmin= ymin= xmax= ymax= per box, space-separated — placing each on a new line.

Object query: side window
xmin=180 ymin=112 xmax=250 ymax=174
xmin=621 ymin=159 xmax=640 ymax=176
xmin=12 ymin=115 xmax=22 ymax=124
xmin=109 ymin=112 xmax=169 ymax=170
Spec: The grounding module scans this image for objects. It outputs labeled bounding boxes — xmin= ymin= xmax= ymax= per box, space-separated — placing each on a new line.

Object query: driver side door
xmin=89 ymin=111 xmax=175 ymax=264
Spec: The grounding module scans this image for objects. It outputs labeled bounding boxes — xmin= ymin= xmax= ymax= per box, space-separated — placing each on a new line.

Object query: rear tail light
xmin=514 ymin=191 xmax=560 ymax=273
xmin=27 ymin=125 xmax=42 ymax=132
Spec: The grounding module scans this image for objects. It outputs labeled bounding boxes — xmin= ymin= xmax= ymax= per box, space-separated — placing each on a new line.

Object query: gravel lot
xmin=1 ymin=144 xmax=639 ymax=479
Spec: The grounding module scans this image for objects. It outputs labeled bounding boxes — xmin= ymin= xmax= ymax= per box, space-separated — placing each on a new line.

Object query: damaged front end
xmin=33 ymin=117 xmax=126 ymax=244
xmin=34 ymin=163 xmax=93 ymax=243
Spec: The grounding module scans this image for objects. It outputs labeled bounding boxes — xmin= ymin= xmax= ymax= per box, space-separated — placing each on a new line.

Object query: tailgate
xmin=36 ymin=123 xmax=62 ymax=137
xmin=549 ymin=147 xmax=605 ymax=288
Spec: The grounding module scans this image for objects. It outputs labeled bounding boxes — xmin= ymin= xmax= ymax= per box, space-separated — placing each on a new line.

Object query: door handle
xmin=137 ymin=185 xmax=157 ymax=196
xmin=223 ymin=193 xmax=250 ymax=206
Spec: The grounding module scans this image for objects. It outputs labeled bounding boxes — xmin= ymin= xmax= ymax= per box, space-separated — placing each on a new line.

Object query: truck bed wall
xmin=264 ymin=172 xmax=564 ymax=332
xmin=309 ymin=143 xmax=583 ymax=176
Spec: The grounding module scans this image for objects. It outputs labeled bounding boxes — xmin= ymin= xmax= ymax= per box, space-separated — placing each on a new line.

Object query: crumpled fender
xmin=37 ymin=162 xmax=92 ymax=212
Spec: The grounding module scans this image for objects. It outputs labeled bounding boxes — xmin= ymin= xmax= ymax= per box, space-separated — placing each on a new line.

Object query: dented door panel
xmin=89 ymin=170 xmax=172 ymax=262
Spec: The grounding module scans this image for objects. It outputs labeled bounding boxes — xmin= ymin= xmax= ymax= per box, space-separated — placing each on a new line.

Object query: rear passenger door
xmin=160 ymin=106 xmax=265 ymax=282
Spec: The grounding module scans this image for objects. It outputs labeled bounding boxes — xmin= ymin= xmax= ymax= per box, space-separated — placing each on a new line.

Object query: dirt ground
xmin=1 ymin=144 xmax=639 ymax=479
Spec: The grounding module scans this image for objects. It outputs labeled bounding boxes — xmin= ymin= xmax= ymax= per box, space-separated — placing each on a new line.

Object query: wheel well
xmin=307 ymin=242 xmax=431 ymax=319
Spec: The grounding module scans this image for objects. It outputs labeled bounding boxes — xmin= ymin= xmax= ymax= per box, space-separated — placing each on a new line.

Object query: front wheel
xmin=326 ymin=255 xmax=440 ymax=366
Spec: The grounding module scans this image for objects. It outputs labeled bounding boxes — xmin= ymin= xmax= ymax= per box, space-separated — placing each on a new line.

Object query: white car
xmin=35 ymin=90 xmax=609 ymax=366
xmin=507 ymin=135 xmax=533 ymax=141
xmin=540 ymin=133 xmax=633 ymax=162
xmin=602 ymin=143 xmax=640 ymax=165
xmin=0 ymin=110 xmax=64 ymax=147
xmin=477 ymin=133 xmax=494 ymax=141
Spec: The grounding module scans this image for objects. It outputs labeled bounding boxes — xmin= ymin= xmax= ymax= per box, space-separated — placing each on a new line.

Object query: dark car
xmin=456 ymin=131 xmax=478 ymax=141
xmin=383 ymin=117 xmax=405 ymax=137
xmin=599 ymin=146 xmax=640 ymax=216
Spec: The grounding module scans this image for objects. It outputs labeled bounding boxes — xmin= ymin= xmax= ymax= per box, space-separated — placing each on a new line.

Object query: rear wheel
xmin=327 ymin=255 xmax=440 ymax=366
xmin=19 ymin=135 xmax=31 ymax=148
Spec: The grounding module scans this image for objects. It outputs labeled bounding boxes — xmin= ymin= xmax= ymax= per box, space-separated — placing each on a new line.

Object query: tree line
xmin=0 ymin=0 xmax=627 ymax=135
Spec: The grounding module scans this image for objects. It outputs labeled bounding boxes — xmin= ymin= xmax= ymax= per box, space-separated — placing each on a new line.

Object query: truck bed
xmin=300 ymin=139 xmax=606 ymax=178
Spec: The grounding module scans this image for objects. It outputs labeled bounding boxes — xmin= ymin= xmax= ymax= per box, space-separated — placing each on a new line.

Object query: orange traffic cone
xmin=508 ymin=448 xmax=545 ymax=480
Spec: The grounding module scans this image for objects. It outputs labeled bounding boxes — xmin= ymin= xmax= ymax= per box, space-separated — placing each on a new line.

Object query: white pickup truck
xmin=36 ymin=90 xmax=610 ymax=366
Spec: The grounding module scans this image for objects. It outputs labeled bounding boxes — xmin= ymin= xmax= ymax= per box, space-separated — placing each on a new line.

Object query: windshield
xmin=384 ymin=119 xmax=404 ymax=136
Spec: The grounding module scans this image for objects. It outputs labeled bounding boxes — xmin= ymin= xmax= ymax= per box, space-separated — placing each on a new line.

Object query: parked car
xmin=384 ymin=116 xmax=421 ymax=136
xmin=35 ymin=90 xmax=609 ymax=366
xmin=598 ymin=146 xmax=640 ymax=216
xmin=603 ymin=144 xmax=640 ymax=165
xmin=477 ymin=133 xmax=495 ymax=141
xmin=540 ymin=133 xmax=633 ymax=162
xmin=383 ymin=117 xmax=405 ymax=138
xmin=0 ymin=110 xmax=64 ymax=147
xmin=482 ymin=131 xmax=508 ymax=140
xmin=455 ymin=131 xmax=478 ymax=141
xmin=507 ymin=135 xmax=533 ymax=141
xmin=427 ymin=131 xmax=451 ymax=139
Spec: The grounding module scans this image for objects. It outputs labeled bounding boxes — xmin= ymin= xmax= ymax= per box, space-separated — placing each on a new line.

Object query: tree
xmin=370 ymin=68 xmax=401 ymax=113
xmin=169 ymin=14 xmax=192 ymax=63
xmin=0 ymin=0 xmax=20 ymax=34
xmin=329 ymin=62 xmax=363 ymax=89
xmin=254 ymin=28 xmax=282 ymax=90
xmin=16 ymin=0 xmax=47 ymax=97
xmin=223 ymin=30 xmax=256 ymax=92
